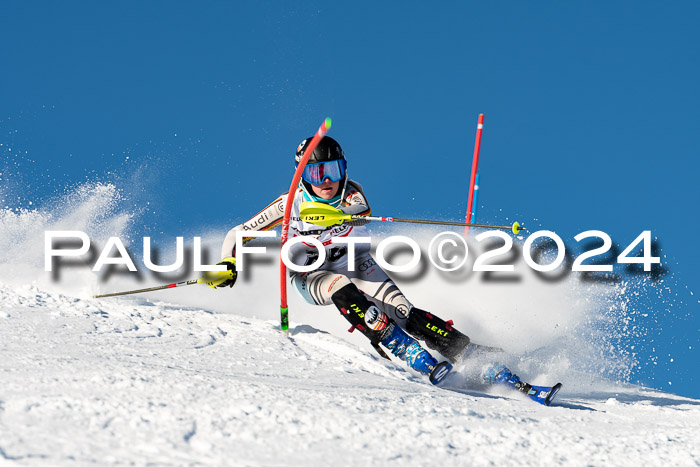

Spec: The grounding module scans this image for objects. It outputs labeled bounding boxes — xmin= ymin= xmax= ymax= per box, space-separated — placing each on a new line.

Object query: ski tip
xmin=324 ymin=117 xmax=332 ymax=129
xmin=545 ymin=383 xmax=563 ymax=406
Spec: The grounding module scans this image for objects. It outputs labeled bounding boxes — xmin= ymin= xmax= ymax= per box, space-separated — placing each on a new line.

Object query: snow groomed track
xmin=0 ymin=281 xmax=697 ymax=466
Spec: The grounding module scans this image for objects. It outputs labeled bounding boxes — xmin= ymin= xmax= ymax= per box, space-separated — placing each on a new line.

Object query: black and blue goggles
xmin=299 ymin=159 xmax=347 ymax=185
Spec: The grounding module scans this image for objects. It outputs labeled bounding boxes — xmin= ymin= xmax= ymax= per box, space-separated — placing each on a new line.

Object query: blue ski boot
xmin=381 ymin=324 xmax=452 ymax=385
xmin=482 ymin=364 xmax=562 ymax=406
xmin=483 ymin=364 xmax=522 ymax=386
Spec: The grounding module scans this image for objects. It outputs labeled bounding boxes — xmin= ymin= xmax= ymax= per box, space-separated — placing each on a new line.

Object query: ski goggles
xmin=299 ymin=159 xmax=347 ymax=185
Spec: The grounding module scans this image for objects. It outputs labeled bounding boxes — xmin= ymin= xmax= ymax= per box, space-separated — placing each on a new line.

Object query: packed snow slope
xmin=0 ymin=282 xmax=699 ymax=466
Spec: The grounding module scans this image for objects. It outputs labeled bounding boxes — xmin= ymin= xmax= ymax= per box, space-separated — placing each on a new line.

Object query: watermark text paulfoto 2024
xmin=44 ymin=230 xmax=663 ymax=282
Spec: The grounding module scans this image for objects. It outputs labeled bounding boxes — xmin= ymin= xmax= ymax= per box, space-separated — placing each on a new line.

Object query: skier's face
xmin=310 ymin=178 xmax=340 ymax=200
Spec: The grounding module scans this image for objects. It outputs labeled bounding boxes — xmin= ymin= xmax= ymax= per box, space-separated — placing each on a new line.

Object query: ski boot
xmin=482 ymin=364 xmax=521 ymax=386
xmin=482 ymin=364 xmax=562 ymax=406
xmin=331 ymin=283 xmax=452 ymax=385
xmin=381 ymin=324 xmax=453 ymax=385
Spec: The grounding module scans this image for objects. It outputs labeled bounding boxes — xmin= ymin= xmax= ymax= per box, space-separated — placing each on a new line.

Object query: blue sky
xmin=2 ymin=2 xmax=698 ymax=397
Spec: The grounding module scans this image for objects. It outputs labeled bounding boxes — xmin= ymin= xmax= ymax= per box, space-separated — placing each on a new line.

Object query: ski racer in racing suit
xmin=207 ymin=136 xmax=474 ymax=384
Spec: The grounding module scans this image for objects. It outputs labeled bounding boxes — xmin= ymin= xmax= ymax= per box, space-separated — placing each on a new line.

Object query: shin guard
xmin=406 ymin=308 xmax=471 ymax=363
xmin=331 ymin=283 xmax=393 ymax=358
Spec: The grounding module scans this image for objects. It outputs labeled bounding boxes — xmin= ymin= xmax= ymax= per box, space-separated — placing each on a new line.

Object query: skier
xmin=207 ymin=137 xmax=560 ymax=401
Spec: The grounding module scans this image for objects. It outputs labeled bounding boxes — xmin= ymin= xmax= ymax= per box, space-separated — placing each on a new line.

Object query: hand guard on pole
xmin=205 ymin=257 xmax=238 ymax=289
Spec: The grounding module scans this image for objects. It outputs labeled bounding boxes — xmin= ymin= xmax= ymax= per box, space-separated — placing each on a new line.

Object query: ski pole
xmin=299 ymin=201 xmax=525 ymax=235
xmin=93 ymin=277 xmax=206 ymax=298
xmin=362 ymin=215 xmax=521 ymax=233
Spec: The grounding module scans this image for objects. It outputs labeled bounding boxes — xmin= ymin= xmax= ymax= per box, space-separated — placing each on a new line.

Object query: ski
xmin=515 ymin=381 xmax=563 ymax=406
xmin=483 ymin=364 xmax=562 ymax=406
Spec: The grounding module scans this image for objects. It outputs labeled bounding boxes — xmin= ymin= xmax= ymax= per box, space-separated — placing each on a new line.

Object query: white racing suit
xmin=221 ymin=180 xmax=471 ymax=363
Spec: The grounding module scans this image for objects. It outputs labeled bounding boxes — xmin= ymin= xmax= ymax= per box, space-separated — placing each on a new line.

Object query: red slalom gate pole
xmin=465 ymin=114 xmax=484 ymax=237
xmin=279 ymin=118 xmax=332 ymax=334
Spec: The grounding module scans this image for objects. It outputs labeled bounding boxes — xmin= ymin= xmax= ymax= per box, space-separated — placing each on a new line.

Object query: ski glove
xmin=205 ymin=257 xmax=238 ymax=289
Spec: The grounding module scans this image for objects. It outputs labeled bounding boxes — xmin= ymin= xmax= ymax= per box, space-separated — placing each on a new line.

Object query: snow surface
xmin=1 ymin=183 xmax=698 ymax=465
xmin=1 ymin=281 xmax=699 ymax=466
